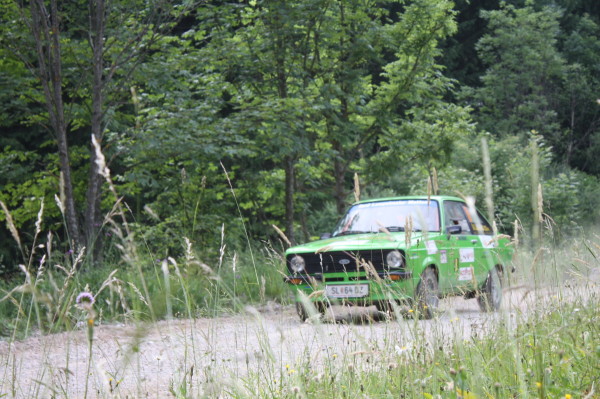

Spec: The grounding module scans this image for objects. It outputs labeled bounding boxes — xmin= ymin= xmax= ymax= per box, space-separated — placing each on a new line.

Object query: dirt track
xmin=1 ymin=281 xmax=598 ymax=398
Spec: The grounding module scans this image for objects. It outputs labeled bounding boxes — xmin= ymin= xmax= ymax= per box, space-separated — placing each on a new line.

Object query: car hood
xmin=286 ymin=232 xmax=427 ymax=254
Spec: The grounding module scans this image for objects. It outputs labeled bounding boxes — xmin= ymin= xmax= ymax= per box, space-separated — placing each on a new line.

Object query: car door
xmin=441 ymin=200 xmax=480 ymax=293
xmin=465 ymin=208 xmax=496 ymax=284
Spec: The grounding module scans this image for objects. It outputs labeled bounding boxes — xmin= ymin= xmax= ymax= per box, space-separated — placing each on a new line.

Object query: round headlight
xmin=290 ymin=255 xmax=305 ymax=273
xmin=386 ymin=250 xmax=403 ymax=268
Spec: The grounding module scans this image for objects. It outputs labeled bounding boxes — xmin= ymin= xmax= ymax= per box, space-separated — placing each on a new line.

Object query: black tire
xmin=415 ymin=267 xmax=439 ymax=319
xmin=375 ymin=300 xmax=397 ymax=319
xmin=296 ymin=302 xmax=309 ymax=322
xmin=374 ymin=300 xmax=391 ymax=313
xmin=478 ymin=267 xmax=502 ymax=312
xmin=296 ymin=301 xmax=326 ymax=322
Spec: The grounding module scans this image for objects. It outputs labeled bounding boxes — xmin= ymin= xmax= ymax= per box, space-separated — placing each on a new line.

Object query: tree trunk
xmin=284 ymin=156 xmax=296 ymax=245
xmin=30 ymin=0 xmax=82 ymax=250
xmin=333 ymin=140 xmax=347 ymax=216
xmin=274 ymin=32 xmax=297 ymax=244
xmin=85 ymin=0 xmax=106 ymax=262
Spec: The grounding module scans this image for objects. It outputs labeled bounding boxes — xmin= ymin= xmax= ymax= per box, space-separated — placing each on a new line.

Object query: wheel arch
xmin=422 ymin=263 xmax=439 ymax=280
xmin=418 ymin=255 xmax=439 ymax=279
xmin=494 ymin=263 xmax=506 ymax=285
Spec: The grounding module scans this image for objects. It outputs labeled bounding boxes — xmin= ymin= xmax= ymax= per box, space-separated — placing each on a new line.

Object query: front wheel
xmin=295 ymin=301 xmax=327 ymax=322
xmin=296 ymin=302 xmax=309 ymax=322
xmin=478 ymin=267 xmax=502 ymax=312
xmin=415 ymin=267 xmax=439 ymax=319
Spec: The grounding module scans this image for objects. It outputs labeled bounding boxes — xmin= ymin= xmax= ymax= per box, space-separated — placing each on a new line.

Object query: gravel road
xmin=1 ymin=281 xmax=598 ymax=398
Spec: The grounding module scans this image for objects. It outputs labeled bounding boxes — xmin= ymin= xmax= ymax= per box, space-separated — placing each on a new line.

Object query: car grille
xmin=287 ymin=250 xmax=402 ymax=274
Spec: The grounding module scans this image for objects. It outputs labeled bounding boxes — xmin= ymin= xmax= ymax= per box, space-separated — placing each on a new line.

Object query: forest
xmin=1 ymin=0 xmax=599 ymax=281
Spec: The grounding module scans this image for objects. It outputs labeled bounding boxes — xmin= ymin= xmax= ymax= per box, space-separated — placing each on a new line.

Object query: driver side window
xmin=443 ymin=201 xmax=471 ymax=234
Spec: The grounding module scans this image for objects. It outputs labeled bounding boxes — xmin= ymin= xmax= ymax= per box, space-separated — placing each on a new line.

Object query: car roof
xmin=354 ymin=195 xmax=464 ymax=205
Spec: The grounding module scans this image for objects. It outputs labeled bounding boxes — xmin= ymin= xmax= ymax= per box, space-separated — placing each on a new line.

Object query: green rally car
xmin=284 ymin=196 xmax=514 ymax=321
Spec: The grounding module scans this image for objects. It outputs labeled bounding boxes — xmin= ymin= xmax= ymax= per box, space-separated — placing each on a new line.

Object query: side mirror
xmin=446 ymin=225 xmax=462 ymax=236
xmin=320 ymin=233 xmax=332 ymax=240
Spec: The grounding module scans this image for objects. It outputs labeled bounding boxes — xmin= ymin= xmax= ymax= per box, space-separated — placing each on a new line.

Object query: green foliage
xmin=557 ymin=14 xmax=600 ymax=174
xmin=0 ymin=148 xmax=61 ymax=241
xmin=465 ymin=3 xmax=565 ymax=140
xmin=1 ymin=0 xmax=600 ymax=274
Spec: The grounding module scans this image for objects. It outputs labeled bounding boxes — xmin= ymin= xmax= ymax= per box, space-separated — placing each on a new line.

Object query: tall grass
xmin=1 ymin=142 xmax=599 ymax=398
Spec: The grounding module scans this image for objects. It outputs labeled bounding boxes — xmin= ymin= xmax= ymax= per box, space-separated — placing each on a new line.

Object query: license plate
xmin=326 ymin=284 xmax=369 ymax=298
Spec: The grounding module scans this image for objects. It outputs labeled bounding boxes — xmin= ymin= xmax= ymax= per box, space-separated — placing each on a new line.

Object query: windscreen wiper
xmin=382 ymin=226 xmax=405 ymax=232
xmin=335 ymin=230 xmax=374 ymax=236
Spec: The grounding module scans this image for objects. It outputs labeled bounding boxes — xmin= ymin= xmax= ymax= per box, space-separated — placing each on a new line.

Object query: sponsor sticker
xmin=440 ymin=250 xmax=447 ymax=264
xmin=459 ymin=248 xmax=475 ymax=263
xmin=426 ymin=240 xmax=438 ymax=255
xmin=479 ymin=235 xmax=495 ymax=248
xmin=458 ymin=266 xmax=474 ymax=281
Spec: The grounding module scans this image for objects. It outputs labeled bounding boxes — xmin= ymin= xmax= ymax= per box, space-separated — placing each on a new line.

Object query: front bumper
xmin=284 ymin=271 xmax=415 ymax=303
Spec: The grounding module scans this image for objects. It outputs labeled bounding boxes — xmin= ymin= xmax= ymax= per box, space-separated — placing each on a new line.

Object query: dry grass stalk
xmin=127 ymin=281 xmax=150 ymax=307
xmin=91 ymin=135 xmax=131 ymax=236
xmin=354 ymin=173 xmax=361 ymax=203
xmin=54 ymin=194 xmax=65 ymax=216
xmin=427 ymin=175 xmax=432 ymax=202
xmin=405 ymin=216 xmax=413 ymax=248
xmin=219 ymin=223 xmax=226 ymax=270
xmin=530 ymin=136 xmax=541 ymax=247
xmin=184 ymin=237 xmax=194 ymax=262
xmin=161 ymin=260 xmax=173 ymax=319
xmin=513 ymin=218 xmax=521 ymax=247
xmin=362 ymin=260 xmax=383 ymax=284
xmin=316 ymin=245 xmax=334 ymax=253
xmin=272 ymin=224 xmax=292 ymax=246
xmin=481 ymin=137 xmax=495 ymax=224
xmin=95 ymin=269 xmax=119 ymax=298
xmin=0 ymin=200 xmax=23 ymax=256
xmin=144 ymin=205 xmax=160 ymax=220
xmin=221 ymin=161 xmax=259 ymax=284
xmin=34 ymin=199 xmax=44 ymax=236
xmin=59 ymin=171 xmax=66 ymax=214
xmin=537 ymin=183 xmax=543 ymax=225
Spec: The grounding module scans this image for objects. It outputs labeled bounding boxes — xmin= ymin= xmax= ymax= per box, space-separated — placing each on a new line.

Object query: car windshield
xmin=332 ymin=199 xmax=440 ymax=236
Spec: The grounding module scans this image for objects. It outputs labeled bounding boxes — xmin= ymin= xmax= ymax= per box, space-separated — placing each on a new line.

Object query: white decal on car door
xmin=459 ymin=248 xmax=475 ymax=263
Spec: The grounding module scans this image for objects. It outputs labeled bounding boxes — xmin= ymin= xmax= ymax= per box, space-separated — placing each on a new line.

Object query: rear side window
xmin=471 ymin=210 xmax=493 ymax=235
